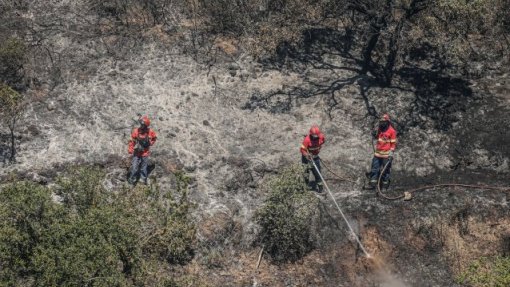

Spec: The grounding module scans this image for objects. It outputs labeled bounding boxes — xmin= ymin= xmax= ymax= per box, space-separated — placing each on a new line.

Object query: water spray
xmin=309 ymin=156 xmax=371 ymax=258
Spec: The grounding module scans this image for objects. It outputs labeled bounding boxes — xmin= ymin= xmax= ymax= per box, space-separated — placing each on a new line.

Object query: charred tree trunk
xmin=383 ymin=0 xmax=430 ymax=86
xmin=361 ymin=22 xmax=382 ymax=74
xmin=358 ymin=0 xmax=392 ymax=76
xmin=383 ymin=20 xmax=404 ymax=86
xmin=8 ymin=119 xmax=16 ymax=163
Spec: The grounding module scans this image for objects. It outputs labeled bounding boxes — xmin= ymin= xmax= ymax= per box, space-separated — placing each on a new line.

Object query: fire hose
xmin=318 ymin=157 xmax=510 ymax=201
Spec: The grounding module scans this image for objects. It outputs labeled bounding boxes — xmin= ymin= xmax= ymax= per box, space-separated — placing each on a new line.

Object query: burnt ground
xmin=1 ymin=3 xmax=509 ymax=286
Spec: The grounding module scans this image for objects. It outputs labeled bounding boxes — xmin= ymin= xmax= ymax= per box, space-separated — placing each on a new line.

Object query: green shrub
xmin=31 ymin=207 xmax=139 ymax=287
xmin=0 ymin=181 xmax=60 ymax=286
xmin=457 ymin=256 xmax=510 ymax=287
xmin=0 ymin=166 xmax=196 ymax=286
xmin=55 ymin=167 xmax=107 ymax=215
xmin=161 ymin=275 xmax=210 ymax=287
xmin=0 ymin=38 xmax=26 ymax=86
xmin=117 ymin=182 xmax=196 ymax=265
xmin=255 ymin=164 xmax=319 ymax=262
xmin=0 ymin=83 xmax=22 ymax=109
xmin=0 ymin=82 xmax=25 ymax=163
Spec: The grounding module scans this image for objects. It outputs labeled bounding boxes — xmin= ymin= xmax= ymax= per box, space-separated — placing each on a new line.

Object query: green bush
xmin=0 ymin=83 xmax=22 ymax=108
xmin=0 ymin=82 xmax=25 ymax=162
xmin=255 ymin=165 xmax=319 ymax=262
xmin=0 ymin=181 xmax=60 ymax=286
xmin=31 ymin=207 xmax=139 ymax=287
xmin=457 ymin=256 xmax=510 ymax=287
xmin=117 ymin=177 xmax=196 ymax=265
xmin=0 ymin=38 xmax=26 ymax=86
xmin=0 ymin=166 xmax=196 ymax=286
xmin=55 ymin=167 xmax=107 ymax=215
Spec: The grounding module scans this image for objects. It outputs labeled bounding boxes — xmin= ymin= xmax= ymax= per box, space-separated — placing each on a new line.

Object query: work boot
xmin=382 ymin=180 xmax=390 ymax=189
xmin=316 ymin=182 xmax=324 ymax=193
xmin=127 ymin=178 xmax=136 ymax=186
xmin=141 ymin=178 xmax=149 ymax=185
xmin=368 ymin=179 xmax=377 ymax=189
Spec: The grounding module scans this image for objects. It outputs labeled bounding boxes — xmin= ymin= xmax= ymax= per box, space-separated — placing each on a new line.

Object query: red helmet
xmin=309 ymin=125 xmax=320 ymax=136
xmin=139 ymin=115 xmax=151 ymax=127
xmin=380 ymin=114 xmax=390 ymax=122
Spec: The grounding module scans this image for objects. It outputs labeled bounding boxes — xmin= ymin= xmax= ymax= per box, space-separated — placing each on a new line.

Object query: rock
xmin=226 ymin=156 xmax=248 ymax=168
xmin=26 ymin=125 xmax=41 ymax=136
xmin=184 ymin=165 xmax=196 ymax=172
xmin=203 ymin=120 xmax=210 ymax=126
xmin=161 ymin=159 xmax=184 ymax=173
xmin=47 ymin=101 xmax=56 ymax=111
xmin=228 ymin=64 xmax=239 ymax=70
xmin=159 ymin=116 xmax=164 ymax=121
xmin=27 ymin=172 xmax=48 ymax=185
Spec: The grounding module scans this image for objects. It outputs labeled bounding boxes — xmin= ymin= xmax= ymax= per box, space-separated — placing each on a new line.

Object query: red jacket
xmin=128 ymin=127 xmax=157 ymax=157
xmin=374 ymin=125 xmax=397 ymax=158
xmin=300 ymin=133 xmax=325 ymax=156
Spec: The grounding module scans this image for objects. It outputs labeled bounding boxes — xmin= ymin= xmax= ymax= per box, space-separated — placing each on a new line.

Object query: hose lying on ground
xmin=375 ymin=159 xmax=510 ymax=201
xmin=319 ymin=158 xmax=510 ymax=201
xmin=320 ymin=158 xmax=358 ymax=184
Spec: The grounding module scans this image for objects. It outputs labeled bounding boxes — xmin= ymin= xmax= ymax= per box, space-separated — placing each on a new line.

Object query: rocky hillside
xmin=1 ymin=1 xmax=509 ymax=286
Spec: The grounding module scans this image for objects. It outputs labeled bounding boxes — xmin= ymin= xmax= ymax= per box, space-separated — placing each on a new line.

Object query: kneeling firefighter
xmin=369 ymin=114 xmax=397 ymax=189
xmin=128 ymin=115 xmax=157 ymax=185
xmin=300 ymin=125 xmax=326 ymax=192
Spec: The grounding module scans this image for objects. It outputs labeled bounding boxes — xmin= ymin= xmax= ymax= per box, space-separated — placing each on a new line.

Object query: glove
xmin=371 ymin=130 xmax=378 ymax=139
xmin=388 ymin=150 xmax=394 ymax=159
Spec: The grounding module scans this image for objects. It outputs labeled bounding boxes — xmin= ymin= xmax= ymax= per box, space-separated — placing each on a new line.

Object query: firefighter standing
xmin=128 ymin=115 xmax=157 ymax=185
xmin=369 ymin=114 xmax=397 ymax=189
xmin=301 ymin=125 xmax=326 ymax=192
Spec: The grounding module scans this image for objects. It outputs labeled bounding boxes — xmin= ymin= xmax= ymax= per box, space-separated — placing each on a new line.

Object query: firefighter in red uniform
xmin=369 ymin=114 xmax=397 ymax=188
xmin=128 ymin=115 xmax=157 ymax=185
xmin=301 ymin=125 xmax=326 ymax=192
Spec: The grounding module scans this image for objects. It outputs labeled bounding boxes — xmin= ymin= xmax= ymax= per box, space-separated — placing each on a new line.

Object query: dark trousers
xmin=370 ymin=156 xmax=392 ymax=182
xmin=129 ymin=155 xmax=149 ymax=183
xmin=302 ymin=155 xmax=321 ymax=183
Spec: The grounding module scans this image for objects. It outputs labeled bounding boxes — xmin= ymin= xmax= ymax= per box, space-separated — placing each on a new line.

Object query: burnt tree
xmin=348 ymin=0 xmax=432 ymax=85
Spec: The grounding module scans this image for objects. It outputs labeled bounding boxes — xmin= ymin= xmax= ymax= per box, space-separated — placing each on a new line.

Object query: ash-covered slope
xmin=1 ymin=1 xmax=509 ymax=286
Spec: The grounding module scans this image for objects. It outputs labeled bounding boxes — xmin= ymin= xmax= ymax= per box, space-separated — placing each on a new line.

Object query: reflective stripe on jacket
xmin=300 ymin=133 xmax=325 ymax=156
xmin=128 ymin=128 xmax=157 ymax=157
xmin=374 ymin=125 xmax=397 ymax=158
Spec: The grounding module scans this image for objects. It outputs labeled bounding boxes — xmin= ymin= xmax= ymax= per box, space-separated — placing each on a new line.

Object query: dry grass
xmin=442 ymin=216 xmax=510 ymax=275
xmin=213 ymin=37 xmax=239 ymax=56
